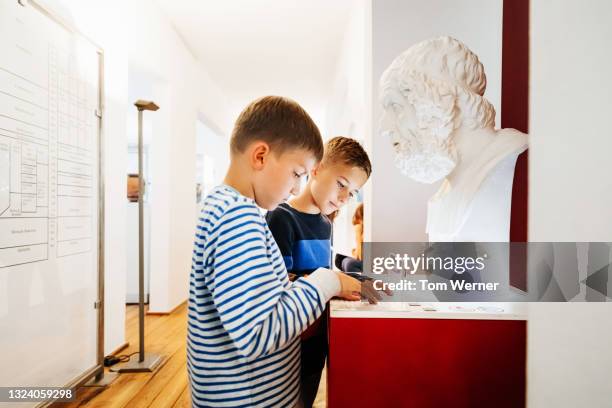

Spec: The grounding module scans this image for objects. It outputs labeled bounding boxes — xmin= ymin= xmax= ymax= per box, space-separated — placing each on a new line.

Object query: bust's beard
xmin=386 ymin=128 xmax=457 ymax=184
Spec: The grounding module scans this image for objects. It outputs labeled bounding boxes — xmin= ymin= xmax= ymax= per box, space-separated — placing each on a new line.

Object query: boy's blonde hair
xmin=230 ymin=96 xmax=324 ymax=161
xmin=352 ymin=203 xmax=364 ymax=225
xmin=322 ymin=137 xmax=372 ymax=177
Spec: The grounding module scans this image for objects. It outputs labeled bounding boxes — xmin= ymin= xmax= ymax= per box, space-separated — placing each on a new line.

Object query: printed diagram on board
xmin=0 ymin=9 xmax=97 ymax=268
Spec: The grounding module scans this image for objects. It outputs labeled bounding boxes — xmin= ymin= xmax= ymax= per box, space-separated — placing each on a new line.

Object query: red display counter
xmin=327 ymin=302 xmax=527 ymax=408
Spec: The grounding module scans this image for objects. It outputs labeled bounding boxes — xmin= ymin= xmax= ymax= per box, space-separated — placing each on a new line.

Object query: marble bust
xmin=379 ymin=36 xmax=527 ymax=241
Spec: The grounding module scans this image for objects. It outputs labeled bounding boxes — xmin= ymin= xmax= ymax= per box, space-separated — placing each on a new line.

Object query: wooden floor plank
xmin=172 ymin=387 xmax=191 ymax=408
xmin=123 ymin=322 xmax=188 ymax=407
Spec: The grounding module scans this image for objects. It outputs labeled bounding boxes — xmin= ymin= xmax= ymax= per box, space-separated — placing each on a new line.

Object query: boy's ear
xmin=311 ymin=162 xmax=322 ymax=177
xmin=250 ymin=141 xmax=270 ymax=170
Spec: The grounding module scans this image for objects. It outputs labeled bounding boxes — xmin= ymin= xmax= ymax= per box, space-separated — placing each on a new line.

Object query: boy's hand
xmin=336 ymin=272 xmax=361 ymax=301
xmin=361 ymin=279 xmax=393 ymax=304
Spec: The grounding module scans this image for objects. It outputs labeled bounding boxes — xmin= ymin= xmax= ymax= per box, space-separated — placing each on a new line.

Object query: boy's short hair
xmin=230 ymin=96 xmax=324 ymax=161
xmin=352 ymin=203 xmax=364 ymax=225
xmin=323 ymin=136 xmax=372 ymax=177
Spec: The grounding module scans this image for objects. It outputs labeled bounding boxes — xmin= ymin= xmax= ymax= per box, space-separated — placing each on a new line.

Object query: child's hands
xmin=361 ymin=279 xmax=393 ymax=304
xmin=336 ymin=272 xmax=361 ymax=301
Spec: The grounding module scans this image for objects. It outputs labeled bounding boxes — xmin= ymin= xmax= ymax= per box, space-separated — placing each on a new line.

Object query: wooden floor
xmin=52 ymin=302 xmax=327 ymax=408
xmin=52 ymin=303 xmax=191 ymax=408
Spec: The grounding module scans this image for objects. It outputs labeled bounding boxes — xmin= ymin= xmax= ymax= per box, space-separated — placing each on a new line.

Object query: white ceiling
xmin=154 ymin=0 xmax=356 ymax=128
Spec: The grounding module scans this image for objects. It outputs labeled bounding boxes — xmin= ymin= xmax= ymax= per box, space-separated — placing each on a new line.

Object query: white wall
xmin=370 ymin=0 xmax=503 ymax=242
xmin=124 ymin=0 xmax=230 ymax=314
xmin=528 ymin=303 xmax=612 ymax=407
xmin=529 ymin=2 xmax=612 ymax=243
xmin=196 ymin=118 xmax=229 ymax=200
xmin=326 ymin=0 xmax=368 ymax=140
xmin=528 ymin=1 xmax=612 ymax=407
xmin=325 ymin=0 xmax=369 ymax=257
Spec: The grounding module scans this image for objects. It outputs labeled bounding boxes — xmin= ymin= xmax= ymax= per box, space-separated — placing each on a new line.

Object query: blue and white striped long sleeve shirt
xmin=188 ymin=185 xmax=339 ymax=407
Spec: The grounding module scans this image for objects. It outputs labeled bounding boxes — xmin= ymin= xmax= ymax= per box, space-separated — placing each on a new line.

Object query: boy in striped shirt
xmin=188 ymin=96 xmax=361 ymax=408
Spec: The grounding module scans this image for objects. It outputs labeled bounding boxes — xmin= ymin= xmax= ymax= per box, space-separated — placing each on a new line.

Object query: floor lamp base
xmin=113 ymin=354 xmax=166 ymax=373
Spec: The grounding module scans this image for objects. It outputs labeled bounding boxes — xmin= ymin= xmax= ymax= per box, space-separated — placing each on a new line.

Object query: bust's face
xmin=379 ymin=82 xmax=457 ymax=184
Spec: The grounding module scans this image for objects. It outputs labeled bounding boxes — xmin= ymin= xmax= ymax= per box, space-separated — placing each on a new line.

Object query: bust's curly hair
xmin=380 ymin=36 xmax=496 ymax=131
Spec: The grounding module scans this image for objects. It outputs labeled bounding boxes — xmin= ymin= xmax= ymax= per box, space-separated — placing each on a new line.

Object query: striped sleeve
xmin=203 ymin=202 xmax=339 ymax=359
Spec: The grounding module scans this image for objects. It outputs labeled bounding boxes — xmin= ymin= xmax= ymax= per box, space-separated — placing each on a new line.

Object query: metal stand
xmin=85 ymin=371 xmax=119 ymax=387
xmin=83 ymin=50 xmax=119 ymax=388
xmin=116 ymin=100 xmax=165 ymax=373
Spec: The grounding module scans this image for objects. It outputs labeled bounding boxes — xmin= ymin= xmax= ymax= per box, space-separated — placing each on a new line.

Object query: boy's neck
xmin=289 ymin=184 xmax=321 ymax=214
xmin=223 ymin=164 xmax=254 ymax=199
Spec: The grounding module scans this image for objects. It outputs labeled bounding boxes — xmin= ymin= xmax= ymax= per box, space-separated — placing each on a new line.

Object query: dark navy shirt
xmin=266 ymin=203 xmax=332 ymax=277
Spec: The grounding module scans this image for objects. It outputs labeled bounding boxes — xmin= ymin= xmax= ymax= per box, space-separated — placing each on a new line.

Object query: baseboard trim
xmin=146 ymin=299 xmax=187 ymax=316
xmin=108 ymin=341 xmax=129 ymax=356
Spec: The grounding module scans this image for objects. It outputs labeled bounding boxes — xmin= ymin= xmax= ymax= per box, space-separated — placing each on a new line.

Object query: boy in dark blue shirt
xmin=266 ymin=136 xmax=372 ymax=407
xmin=267 ymin=203 xmax=333 ymax=278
